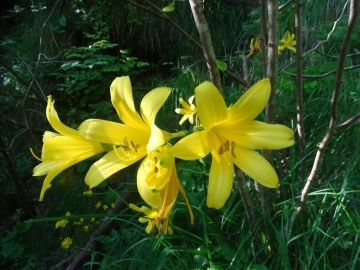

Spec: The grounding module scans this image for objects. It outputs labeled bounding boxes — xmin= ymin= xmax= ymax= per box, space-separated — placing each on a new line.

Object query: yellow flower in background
xmin=103 ymin=205 xmax=108 ymax=211
xmin=95 ymin=202 xmax=101 ymax=209
xmin=61 ymin=237 xmax=73 ymax=249
xmin=249 ymin=38 xmax=261 ymax=55
xmin=170 ymin=79 xmax=295 ymax=209
xmin=83 ymin=190 xmax=93 ymax=196
xmin=83 ymin=225 xmax=90 ymax=232
xmin=55 ymin=219 xmax=68 ymax=228
xmin=129 ymin=204 xmax=170 ymax=234
xmin=79 ymin=76 xmax=186 ymax=189
xmin=131 ymin=143 xmax=193 ymax=235
xmin=65 ymin=212 xmax=71 ymax=216
xmin=278 ymin=30 xmax=296 ymax=53
xmin=32 ymin=96 xmax=105 ymax=201
xmin=111 ymin=203 xmax=115 ymax=208
xmin=175 ymin=95 xmax=197 ymax=125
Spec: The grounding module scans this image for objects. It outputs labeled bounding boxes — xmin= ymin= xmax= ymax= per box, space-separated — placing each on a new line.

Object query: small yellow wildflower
xmin=175 ymin=96 xmax=197 ymax=125
xmin=79 ymin=218 xmax=84 ymax=223
xmin=55 ymin=219 xmax=68 ymax=228
xmin=95 ymin=202 xmax=101 ymax=209
xmin=278 ymin=30 xmax=296 ymax=53
xmin=83 ymin=190 xmax=93 ymax=196
xmin=111 ymin=203 xmax=115 ymax=208
xmin=61 ymin=237 xmax=73 ymax=249
xmin=65 ymin=212 xmax=71 ymax=216
xmin=83 ymin=225 xmax=90 ymax=232
xmin=103 ymin=205 xmax=109 ymax=211
xmin=91 ymin=218 xmax=96 ymax=222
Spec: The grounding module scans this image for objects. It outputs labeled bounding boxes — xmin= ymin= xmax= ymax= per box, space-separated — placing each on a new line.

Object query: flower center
xmin=148 ymin=147 xmax=172 ymax=175
xmin=114 ymin=137 xmax=141 ymax=160
xmin=217 ymin=140 xmax=236 ymax=158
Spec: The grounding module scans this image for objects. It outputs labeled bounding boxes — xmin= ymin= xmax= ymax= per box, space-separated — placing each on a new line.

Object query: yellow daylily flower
xmin=170 ymin=79 xmax=295 ymax=209
xmin=249 ymin=38 xmax=261 ymax=55
xmin=131 ymin=143 xmax=193 ymax=235
xmin=278 ymin=30 xmax=296 ymax=53
xmin=175 ymin=95 xmax=197 ymax=125
xmin=79 ymin=76 xmax=186 ymax=189
xmin=32 ymin=96 xmax=104 ymax=201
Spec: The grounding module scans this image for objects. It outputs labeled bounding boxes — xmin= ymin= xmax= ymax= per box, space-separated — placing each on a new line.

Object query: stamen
xmin=217 ymin=144 xmax=224 ymax=155
xmin=153 ymin=157 xmax=158 ymax=173
xmin=217 ymin=141 xmax=236 ymax=158
xmin=230 ymin=141 xmax=236 ymax=158
xmin=113 ymin=145 xmax=139 ymax=161
xmin=131 ymin=141 xmax=136 ymax=149
xmin=30 ymin=148 xmax=43 ymax=162
xmin=225 ymin=141 xmax=229 ymax=151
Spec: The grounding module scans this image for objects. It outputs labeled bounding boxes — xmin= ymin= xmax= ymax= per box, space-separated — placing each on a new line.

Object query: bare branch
xmin=295 ymin=0 xmax=306 ymax=180
xmin=335 ymin=111 xmax=360 ymax=131
xmin=296 ymin=0 xmax=359 ymax=218
xmin=189 ymin=0 xmax=222 ymax=93
xmin=279 ymin=0 xmax=294 ymax=11
xmin=281 ymin=63 xmax=360 ymax=78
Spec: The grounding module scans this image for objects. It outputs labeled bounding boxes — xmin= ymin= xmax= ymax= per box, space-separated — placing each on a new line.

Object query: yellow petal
xmin=39 ymin=153 xmax=97 ymax=201
xmin=145 ymin=221 xmax=154 ymax=234
xmin=137 ymin=158 xmax=162 ymax=208
xmin=41 ymin=135 xmax=103 ymax=160
xmin=147 ymin=125 xmax=173 ymax=152
xmin=110 ymin=76 xmax=148 ymax=131
xmin=33 ymin=161 xmax=58 ymax=176
xmin=233 ymin=147 xmax=278 ymax=188
xmin=170 ymin=131 xmax=211 ymax=160
xmin=140 ymin=157 xmax=172 ymax=191
xmin=140 ymin=87 xmax=171 ymax=125
xmin=79 ymin=119 xmax=150 ymax=146
xmin=227 ymin=79 xmax=270 ymax=123
xmin=195 ymin=81 xmax=228 ymax=130
xmin=85 ymin=150 xmax=140 ymax=188
xmin=129 ymin=203 xmax=142 ymax=212
xmin=206 ymin=152 xmax=234 ymax=209
xmin=216 ymin=121 xmax=295 ymax=150
xmin=46 ymin=96 xmax=81 ymax=138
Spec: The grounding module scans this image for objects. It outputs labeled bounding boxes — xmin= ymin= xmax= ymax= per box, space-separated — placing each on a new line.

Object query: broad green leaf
xmin=59 ymin=15 xmax=66 ymax=27
xmin=163 ymin=2 xmax=175 ymax=12
xmin=215 ymin=59 xmax=228 ymax=71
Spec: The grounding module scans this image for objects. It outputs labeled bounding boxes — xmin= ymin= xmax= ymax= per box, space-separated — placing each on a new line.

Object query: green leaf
xmin=163 ymin=2 xmax=175 ymax=12
xmin=249 ymin=264 xmax=269 ymax=270
xmin=215 ymin=59 xmax=228 ymax=71
xmin=59 ymin=15 xmax=66 ymax=27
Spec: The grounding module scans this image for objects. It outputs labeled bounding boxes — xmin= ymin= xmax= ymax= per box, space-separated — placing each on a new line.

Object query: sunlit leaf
xmin=163 ymin=2 xmax=175 ymax=12
xmin=215 ymin=59 xmax=228 ymax=71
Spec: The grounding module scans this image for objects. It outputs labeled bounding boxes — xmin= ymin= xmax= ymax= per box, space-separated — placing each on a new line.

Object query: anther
xmin=217 ymin=144 xmax=224 ymax=155
xmin=230 ymin=141 xmax=236 ymax=158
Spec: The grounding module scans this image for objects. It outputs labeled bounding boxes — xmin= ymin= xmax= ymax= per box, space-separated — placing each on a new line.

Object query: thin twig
xmin=296 ymin=0 xmax=358 ymax=218
xmin=235 ymin=167 xmax=255 ymax=227
xmin=259 ymin=0 xmax=268 ymax=78
xmin=295 ymin=0 xmax=306 ymax=180
xmin=279 ymin=0 xmax=294 ymax=11
xmin=281 ymin=64 xmax=360 ymax=78
xmin=335 ymin=111 xmax=360 ymax=131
